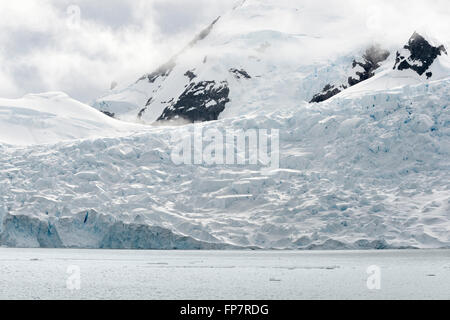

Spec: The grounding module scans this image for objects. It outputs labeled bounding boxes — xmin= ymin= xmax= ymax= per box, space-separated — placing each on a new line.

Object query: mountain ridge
xmin=92 ymin=2 xmax=449 ymax=124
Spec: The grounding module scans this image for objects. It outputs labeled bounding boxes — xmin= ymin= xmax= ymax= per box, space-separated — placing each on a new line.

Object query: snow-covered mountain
xmin=0 ymin=92 xmax=145 ymax=146
xmin=93 ymin=0 xmax=399 ymax=124
xmin=0 ymin=0 xmax=449 ymax=249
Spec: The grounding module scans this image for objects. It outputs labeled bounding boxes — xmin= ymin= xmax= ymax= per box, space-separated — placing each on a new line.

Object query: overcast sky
xmin=0 ymin=0 xmax=234 ymax=102
xmin=0 ymin=0 xmax=448 ymax=103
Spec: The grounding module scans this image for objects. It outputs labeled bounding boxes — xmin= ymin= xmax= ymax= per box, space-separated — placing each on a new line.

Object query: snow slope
xmin=0 ymin=92 xmax=144 ymax=146
xmin=0 ymin=0 xmax=449 ymax=249
xmin=335 ymin=34 xmax=450 ymax=99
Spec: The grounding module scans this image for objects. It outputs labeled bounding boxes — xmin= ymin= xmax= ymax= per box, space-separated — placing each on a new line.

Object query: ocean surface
xmin=0 ymin=249 xmax=449 ymax=300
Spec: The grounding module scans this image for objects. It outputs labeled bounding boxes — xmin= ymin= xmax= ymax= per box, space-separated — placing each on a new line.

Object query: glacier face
xmin=1 ymin=78 xmax=449 ymax=249
xmin=0 ymin=0 xmax=449 ymax=249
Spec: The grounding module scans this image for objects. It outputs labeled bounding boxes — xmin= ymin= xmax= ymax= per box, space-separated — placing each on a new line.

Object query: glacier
xmin=0 ymin=0 xmax=449 ymax=249
xmin=1 ymin=77 xmax=449 ymax=249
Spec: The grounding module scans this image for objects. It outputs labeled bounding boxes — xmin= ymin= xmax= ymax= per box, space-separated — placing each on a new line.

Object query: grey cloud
xmin=0 ymin=0 xmax=448 ymax=102
xmin=3 ymin=30 xmax=54 ymax=56
xmin=152 ymin=0 xmax=230 ymax=35
xmin=51 ymin=0 xmax=136 ymax=29
xmin=0 ymin=0 xmax=230 ymax=101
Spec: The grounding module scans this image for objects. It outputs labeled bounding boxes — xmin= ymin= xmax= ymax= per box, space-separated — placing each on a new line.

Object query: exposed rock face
xmin=125 ymin=18 xmax=222 ymax=122
xmin=310 ymin=45 xmax=390 ymax=103
xmin=310 ymin=84 xmax=347 ymax=103
xmin=348 ymin=45 xmax=390 ymax=86
xmin=310 ymin=33 xmax=446 ymax=104
xmin=229 ymin=68 xmax=252 ymax=79
xmin=158 ymin=81 xmax=230 ymax=123
xmin=137 ymin=107 xmax=147 ymax=119
xmin=184 ymin=70 xmax=197 ymax=81
xmin=101 ymin=110 xmax=115 ymax=118
xmin=95 ymin=60 xmax=177 ymax=118
xmin=394 ymin=32 xmax=447 ymax=78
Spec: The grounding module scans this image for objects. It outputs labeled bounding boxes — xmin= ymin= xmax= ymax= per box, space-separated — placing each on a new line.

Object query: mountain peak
xmin=393 ymin=32 xmax=447 ymax=79
xmin=310 ymin=44 xmax=390 ymax=103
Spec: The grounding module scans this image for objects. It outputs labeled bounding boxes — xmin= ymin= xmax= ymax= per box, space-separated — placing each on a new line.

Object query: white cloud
xmin=0 ymin=0 xmax=448 ymax=102
xmin=0 ymin=0 xmax=233 ymax=102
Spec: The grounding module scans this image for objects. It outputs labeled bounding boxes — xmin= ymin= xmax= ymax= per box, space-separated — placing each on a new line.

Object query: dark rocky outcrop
xmin=184 ymin=70 xmax=197 ymax=81
xmin=145 ymin=97 xmax=153 ymax=107
xmin=158 ymin=81 xmax=230 ymax=123
xmin=348 ymin=45 xmax=390 ymax=86
xmin=310 ymin=45 xmax=390 ymax=103
xmin=101 ymin=110 xmax=115 ymax=118
xmin=310 ymin=84 xmax=347 ymax=103
xmin=135 ymin=18 xmax=222 ymax=121
xmin=230 ymin=68 xmax=252 ymax=79
xmin=137 ymin=107 xmax=147 ymax=119
xmin=394 ymin=32 xmax=447 ymax=78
